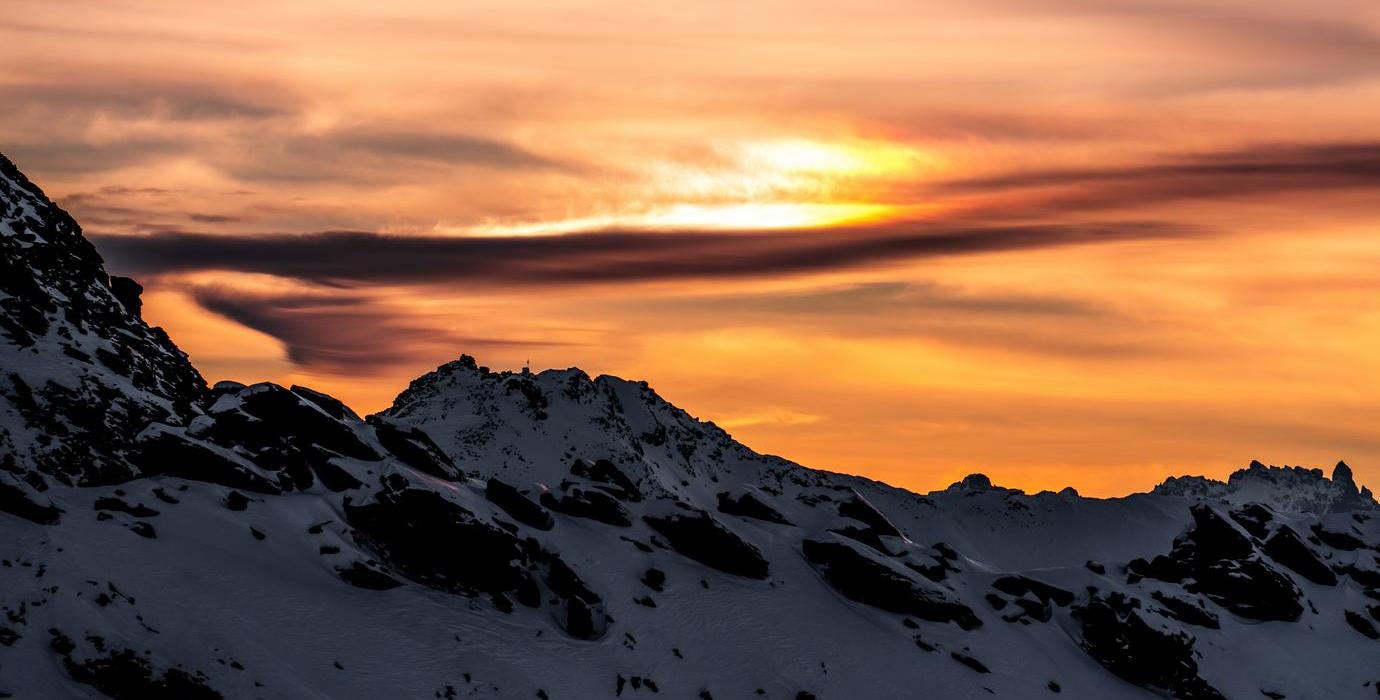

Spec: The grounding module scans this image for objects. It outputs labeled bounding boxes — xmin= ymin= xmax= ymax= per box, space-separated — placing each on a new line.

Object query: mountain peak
xmin=1 ymin=153 xmax=205 ymax=486
xmin=1152 ymin=459 xmax=1376 ymax=514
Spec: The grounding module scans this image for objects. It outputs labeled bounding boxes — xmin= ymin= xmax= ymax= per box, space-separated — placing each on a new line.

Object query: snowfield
xmin=3 ymin=152 xmax=1380 ymax=699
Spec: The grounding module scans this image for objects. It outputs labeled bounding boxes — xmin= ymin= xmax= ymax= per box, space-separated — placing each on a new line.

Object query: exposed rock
xmin=542 ymin=486 xmax=632 ymax=527
xmin=1073 ymin=594 xmax=1224 ymax=700
xmin=93 ymin=496 xmax=159 ymax=518
xmin=1310 ymin=523 xmax=1366 ymax=551
xmin=1154 ymin=460 xmax=1377 ymax=514
xmin=346 ymin=488 xmax=541 ymax=610
xmin=336 ymin=562 xmax=403 ymax=591
xmin=1345 ymin=610 xmax=1380 ymax=640
xmin=367 ymin=416 xmax=458 ymax=481
xmin=802 ymin=538 xmax=980 ymax=630
xmin=1137 ymin=505 xmax=1303 ymax=622
xmin=486 ymin=479 xmax=555 ymax=531
xmin=0 ymin=481 xmax=61 ymax=524
xmin=570 ymin=459 xmax=641 ymax=502
xmin=1149 ymin=592 xmax=1220 ymax=629
xmin=133 ymin=427 xmax=281 ymax=495
xmin=991 ymin=575 xmax=1074 ymax=607
xmin=643 ymin=508 xmax=770 ymax=580
xmin=1262 ymin=526 xmax=1336 ymax=585
xmin=717 ymin=489 xmax=792 ymax=525
xmin=48 ymin=629 xmax=223 ymax=700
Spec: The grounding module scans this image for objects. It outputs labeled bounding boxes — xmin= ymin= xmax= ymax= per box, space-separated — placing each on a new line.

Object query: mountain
xmin=1153 ymin=460 xmax=1376 ymax=515
xmin=1 ymin=155 xmax=205 ymax=489
xmin=3 ymin=152 xmax=1380 ymax=699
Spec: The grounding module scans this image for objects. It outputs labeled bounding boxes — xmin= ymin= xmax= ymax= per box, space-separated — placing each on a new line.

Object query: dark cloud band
xmin=95 ymin=221 xmax=1183 ymax=288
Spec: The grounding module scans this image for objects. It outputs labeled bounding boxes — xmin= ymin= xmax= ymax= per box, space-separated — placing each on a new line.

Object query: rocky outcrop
xmin=802 ymin=538 xmax=980 ymax=630
xmin=1153 ymin=460 xmax=1376 ymax=514
xmin=1073 ymin=593 xmax=1224 ymax=700
xmin=1 ymin=154 xmax=205 ymax=488
xmin=643 ymin=508 xmax=770 ymax=579
xmin=1130 ymin=505 xmax=1302 ymax=622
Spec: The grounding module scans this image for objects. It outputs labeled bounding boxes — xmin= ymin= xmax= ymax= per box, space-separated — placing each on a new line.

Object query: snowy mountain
xmin=3 ymin=152 xmax=1380 ymax=699
xmin=1153 ymin=460 xmax=1377 ymax=515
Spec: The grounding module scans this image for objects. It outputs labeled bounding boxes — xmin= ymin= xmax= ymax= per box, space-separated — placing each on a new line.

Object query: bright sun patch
xmin=467 ymin=137 xmax=935 ymax=236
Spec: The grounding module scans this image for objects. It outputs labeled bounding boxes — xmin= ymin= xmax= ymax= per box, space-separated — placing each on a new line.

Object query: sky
xmin=4 ymin=0 xmax=1380 ymax=496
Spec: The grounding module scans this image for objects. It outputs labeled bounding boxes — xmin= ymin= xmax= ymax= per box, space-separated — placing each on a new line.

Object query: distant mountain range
xmin=3 ymin=152 xmax=1379 ymax=699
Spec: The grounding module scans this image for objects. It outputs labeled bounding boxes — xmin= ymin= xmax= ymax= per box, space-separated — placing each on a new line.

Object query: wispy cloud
xmin=95 ymin=220 xmax=1185 ymax=287
xmin=188 ymin=284 xmax=572 ymax=375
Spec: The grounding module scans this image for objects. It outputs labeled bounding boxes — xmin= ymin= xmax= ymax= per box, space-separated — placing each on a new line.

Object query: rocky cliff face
xmin=0 ymin=154 xmax=205 ymax=490
xmin=1154 ymin=460 xmax=1377 ymax=514
xmin=4 ymin=154 xmax=1380 ymax=700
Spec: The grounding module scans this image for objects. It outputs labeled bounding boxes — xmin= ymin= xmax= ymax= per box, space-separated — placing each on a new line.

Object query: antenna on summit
xmin=523 ymin=358 xmax=531 ymax=375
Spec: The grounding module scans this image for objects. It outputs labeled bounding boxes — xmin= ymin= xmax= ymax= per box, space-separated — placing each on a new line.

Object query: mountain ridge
xmin=4 ymin=153 xmax=1380 ymax=699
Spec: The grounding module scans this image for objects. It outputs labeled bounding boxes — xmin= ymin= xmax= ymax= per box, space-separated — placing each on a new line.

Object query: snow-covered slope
xmin=3 ymin=153 xmax=1380 ymax=699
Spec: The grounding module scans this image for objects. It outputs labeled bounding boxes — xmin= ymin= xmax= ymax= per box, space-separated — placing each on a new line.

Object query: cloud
xmin=631 ymin=281 xmax=1154 ymax=359
xmin=188 ymin=285 xmax=569 ymax=375
xmin=678 ymin=281 xmax=1102 ymax=318
xmin=932 ymin=142 xmax=1380 ymax=213
xmin=0 ymin=78 xmax=290 ymax=123
xmin=215 ymin=129 xmax=561 ymax=184
xmin=0 ymin=71 xmax=557 ymax=182
xmin=95 ymin=220 xmax=1184 ymax=288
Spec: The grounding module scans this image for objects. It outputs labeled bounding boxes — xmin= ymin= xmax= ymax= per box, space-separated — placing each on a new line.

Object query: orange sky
xmin=4 ymin=0 xmax=1380 ymax=496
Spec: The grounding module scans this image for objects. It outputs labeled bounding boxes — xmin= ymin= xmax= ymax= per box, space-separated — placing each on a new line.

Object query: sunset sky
xmin=5 ymin=0 xmax=1380 ymax=496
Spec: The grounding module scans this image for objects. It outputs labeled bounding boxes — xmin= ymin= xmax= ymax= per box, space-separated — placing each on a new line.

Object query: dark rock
xmin=223 ymin=491 xmax=250 ymax=511
xmin=1311 ymin=523 xmax=1366 ymax=551
xmin=802 ymin=539 xmax=981 ymax=630
xmin=1229 ymin=503 xmax=1274 ymax=539
xmin=108 ymin=276 xmax=143 ymax=316
xmin=289 ymin=384 xmax=357 ymax=421
xmin=992 ymin=576 xmax=1074 ymax=607
xmin=134 ymin=429 xmax=281 ymax=495
xmin=238 ymin=384 xmax=378 ymax=461
xmin=346 ymin=488 xmax=539 ymax=610
xmin=717 ymin=490 xmax=792 ymax=525
xmin=486 ymin=479 xmax=555 ymax=531
xmin=1263 ymin=526 xmax=1336 ymax=585
xmin=1140 ymin=505 xmax=1302 ymax=622
xmin=570 ymin=459 xmax=641 ymax=502
xmin=0 ymin=482 xmax=61 ymax=524
xmin=541 ymin=487 xmax=631 ymax=527
xmin=47 ymin=630 xmax=223 ymax=700
xmin=368 ymin=416 xmax=458 ymax=481
xmin=837 ymin=494 xmax=904 ymax=539
xmin=643 ymin=509 xmax=770 ymax=579
xmin=336 ymin=562 xmax=403 ymax=591
xmin=1346 ymin=610 xmax=1380 ymax=640
xmin=950 ymin=651 xmax=989 ymax=674
xmin=307 ymin=455 xmax=364 ymax=492
xmin=641 ymin=568 xmax=666 ymax=592
xmin=1150 ymin=592 xmax=1220 ymax=629
xmin=1073 ymin=594 xmax=1225 ymax=700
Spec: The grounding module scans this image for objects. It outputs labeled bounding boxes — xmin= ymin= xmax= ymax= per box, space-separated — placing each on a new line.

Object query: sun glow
xmin=466 ymin=138 xmax=935 ymax=236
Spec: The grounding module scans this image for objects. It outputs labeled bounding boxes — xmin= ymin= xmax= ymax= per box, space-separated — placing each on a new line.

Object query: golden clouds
xmin=4 ymin=0 xmax=1380 ymax=495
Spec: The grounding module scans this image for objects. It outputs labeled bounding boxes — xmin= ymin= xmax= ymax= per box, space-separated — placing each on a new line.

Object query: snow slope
xmin=3 ymin=152 xmax=1380 ymax=699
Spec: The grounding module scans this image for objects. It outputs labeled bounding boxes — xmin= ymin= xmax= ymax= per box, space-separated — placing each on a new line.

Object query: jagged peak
xmin=939 ymin=473 xmax=1025 ymax=495
xmin=1152 ymin=459 xmax=1376 ymax=514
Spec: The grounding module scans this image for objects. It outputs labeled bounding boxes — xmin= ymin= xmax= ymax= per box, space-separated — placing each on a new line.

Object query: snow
xmin=4 ymin=153 xmax=1380 ymax=699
